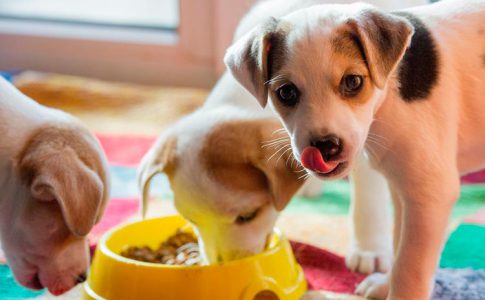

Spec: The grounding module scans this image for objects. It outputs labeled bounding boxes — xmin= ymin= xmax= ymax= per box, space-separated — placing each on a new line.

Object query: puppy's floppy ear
xmin=260 ymin=161 xmax=303 ymax=211
xmin=224 ymin=17 xmax=281 ymax=108
xmin=18 ymin=145 xmax=104 ymax=237
xmin=347 ymin=9 xmax=414 ymax=88
xmin=137 ymin=135 xmax=177 ymax=218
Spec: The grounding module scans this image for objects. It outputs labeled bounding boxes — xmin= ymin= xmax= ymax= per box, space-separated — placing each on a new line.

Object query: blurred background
xmin=0 ymin=0 xmax=254 ymax=88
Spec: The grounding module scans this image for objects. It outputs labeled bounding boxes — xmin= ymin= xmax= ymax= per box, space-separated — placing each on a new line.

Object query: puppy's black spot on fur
xmin=393 ymin=12 xmax=440 ymax=101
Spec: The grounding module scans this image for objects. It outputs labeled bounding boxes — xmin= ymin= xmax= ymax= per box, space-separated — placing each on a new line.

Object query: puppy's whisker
xmin=262 ymin=142 xmax=290 ymax=150
xmin=262 ymin=136 xmax=288 ymax=143
xmin=275 ymin=147 xmax=292 ymax=166
xmin=367 ymin=132 xmax=390 ymax=142
xmin=266 ymin=142 xmax=290 ymax=153
xmin=366 ymin=139 xmax=396 ymax=157
xmin=366 ymin=136 xmax=388 ymax=147
xmin=364 ymin=146 xmax=378 ymax=162
xmin=371 ymin=118 xmax=393 ymax=130
xmin=285 ymin=154 xmax=292 ymax=167
xmin=262 ymin=141 xmax=286 ymax=149
xmin=271 ymin=128 xmax=288 ymax=136
xmin=366 ymin=135 xmax=389 ymax=147
xmin=292 ymin=156 xmax=300 ymax=169
xmin=264 ymin=74 xmax=288 ymax=86
xmin=297 ymin=173 xmax=311 ymax=181
xmin=266 ymin=144 xmax=291 ymax=163
xmin=262 ymin=139 xmax=289 ymax=147
xmin=366 ymin=137 xmax=387 ymax=147
xmin=270 ymin=144 xmax=288 ymax=154
xmin=285 ymin=153 xmax=299 ymax=168
xmin=262 ymin=137 xmax=290 ymax=146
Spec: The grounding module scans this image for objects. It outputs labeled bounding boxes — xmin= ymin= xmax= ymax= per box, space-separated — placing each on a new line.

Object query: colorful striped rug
xmin=1 ymin=72 xmax=484 ymax=299
xmin=0 ymin=133 xmax=484 ymax=299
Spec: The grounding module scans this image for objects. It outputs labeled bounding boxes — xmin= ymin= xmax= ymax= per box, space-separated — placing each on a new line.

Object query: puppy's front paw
xmin=345 ymin=248 xmax=391 ymax=274
xmin=355 ymin=273 xmax=389 ymax=300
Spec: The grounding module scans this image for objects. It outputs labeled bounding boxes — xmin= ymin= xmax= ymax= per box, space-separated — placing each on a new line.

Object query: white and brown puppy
xmin=0 ymin=78 xmax=109 ymax=295
xmin=226 ymin=0 xmax=485 ymax=298
xmin=140 ymin=0 xmax=425 ymax=273
xmin=139 ymin=75 xmax=393 ymax=267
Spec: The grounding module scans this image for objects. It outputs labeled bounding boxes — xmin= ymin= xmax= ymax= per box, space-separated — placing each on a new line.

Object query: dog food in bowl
xmin=120 ymin=229 xmax=200 ymax=266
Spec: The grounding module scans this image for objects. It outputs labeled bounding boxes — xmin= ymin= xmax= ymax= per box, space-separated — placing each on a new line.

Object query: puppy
xmin=139 ymin=79 xmax=394 ymax=266
xmin=226 ymin=0 xmax=485 ymax=298
xmin=140 ymin=0 xmax=425 ymax=272
xmin=0 ymin=77 xmax=110 ymax=295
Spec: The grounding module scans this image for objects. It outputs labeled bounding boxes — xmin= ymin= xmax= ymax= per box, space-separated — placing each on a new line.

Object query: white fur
xmin=226 ymin=0 xmax=485 ymax=298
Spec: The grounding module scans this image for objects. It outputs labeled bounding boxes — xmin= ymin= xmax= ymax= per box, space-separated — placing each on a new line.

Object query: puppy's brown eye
xmin=341 ymin=75 xmax=363 ymax=96
xmin=236 ymin=209 xmax=259 ymax=225
xmin=276 ymin=83 xmax=299 ymax=107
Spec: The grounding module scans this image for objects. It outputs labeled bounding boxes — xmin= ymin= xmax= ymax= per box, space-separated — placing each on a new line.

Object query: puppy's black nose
xmin=76 ymin=272 xmax=87 ymax=284
xmin=312 ymin=135 xmax=342 ymax=161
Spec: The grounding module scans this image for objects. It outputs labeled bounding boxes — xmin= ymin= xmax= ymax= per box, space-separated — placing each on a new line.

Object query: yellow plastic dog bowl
xmin=83 ymin=215 xmax=307 ymax=300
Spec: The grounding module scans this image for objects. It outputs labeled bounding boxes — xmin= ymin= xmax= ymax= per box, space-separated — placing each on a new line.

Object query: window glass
xmin=0 ymin=0 xmax=179 ymax=30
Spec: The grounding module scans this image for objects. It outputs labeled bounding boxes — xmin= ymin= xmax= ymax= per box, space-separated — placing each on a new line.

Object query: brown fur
xmin=332 ymin=31 xmax=366 ymax=61
xmin=346 ymin=10 xmax=413 ymax=88
xmin=15 ymin=124 xmax=108 ymax=236
xmin=201 ymin=119 xmax=304 ymax=210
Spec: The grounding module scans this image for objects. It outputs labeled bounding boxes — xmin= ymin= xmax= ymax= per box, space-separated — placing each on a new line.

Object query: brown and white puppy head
xmin=1 ymin=124 xmax=109 ymax=295
xmin=138 ymin=114 xmax=304 ymax=263
xmin=225 ymin=3 xmax=413 ymax=179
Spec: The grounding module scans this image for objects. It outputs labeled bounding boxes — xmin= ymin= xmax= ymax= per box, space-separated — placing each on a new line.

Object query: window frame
xmin=0 ymin=0 xmax=224 ymax=88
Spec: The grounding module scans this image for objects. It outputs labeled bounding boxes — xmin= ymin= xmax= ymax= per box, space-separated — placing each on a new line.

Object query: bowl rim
xmin=98 ymin=215 xmax=287 ymax=269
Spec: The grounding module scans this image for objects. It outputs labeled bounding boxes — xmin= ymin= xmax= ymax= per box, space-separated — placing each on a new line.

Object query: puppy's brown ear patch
xmin=225 ymin=17 xmax=287 ymax=108
xmin=17 ymin=126 xmax=107 ymax=237
xmin=346 ymin=9 xmax=414 ymax=88
xmin=137 ymin=135 xmax=177 ymax=218
xmin=202 ymin=119 xmax=304 ymax=211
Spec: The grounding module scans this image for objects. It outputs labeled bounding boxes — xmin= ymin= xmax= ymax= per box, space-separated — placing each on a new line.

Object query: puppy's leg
xmin=357 ymin=164 xmax=459 ymax=299
xmin=346 ymin=154 xmax=392 ymax=274
xmin=296 ymin=176 xmax=324 ymax=198
xmin=390 ymin=180 xmax=458 ymax=299
xmin=355 ymin=187 xmax=401 ymax=298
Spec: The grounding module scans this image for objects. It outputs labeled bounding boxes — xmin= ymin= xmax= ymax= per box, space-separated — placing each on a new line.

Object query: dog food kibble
xmin=120 ymin=229 xmax=201 ymax=266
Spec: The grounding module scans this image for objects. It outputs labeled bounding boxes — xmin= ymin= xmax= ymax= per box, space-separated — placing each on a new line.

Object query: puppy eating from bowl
xmin=139 ymin=0 xmax=426 ymax=277
xmin=0 ymin=77 xmax=110 ymax=295
xmin=225 ymin=0 xmax=485 ymax=298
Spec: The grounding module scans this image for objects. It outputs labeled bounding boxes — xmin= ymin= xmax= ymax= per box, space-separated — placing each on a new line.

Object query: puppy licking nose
xmin=313 ymin=135 xmax=342 ymax=161
xmin=301 ymin=135 xmax=342 ymax=174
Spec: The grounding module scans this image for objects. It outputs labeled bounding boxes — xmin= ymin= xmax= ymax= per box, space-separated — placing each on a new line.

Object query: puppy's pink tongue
xmin=301 ymin=146 xmax=339 ymax=174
